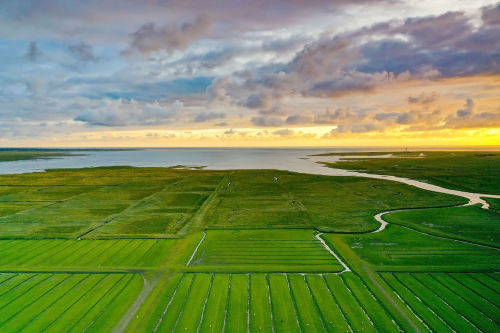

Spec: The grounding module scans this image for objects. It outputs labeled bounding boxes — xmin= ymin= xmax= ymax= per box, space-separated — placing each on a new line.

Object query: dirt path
xmin=112 ymin=272 xmax=163 ymax=333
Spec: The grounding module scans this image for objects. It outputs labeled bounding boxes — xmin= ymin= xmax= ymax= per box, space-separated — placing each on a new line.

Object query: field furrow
xmin=379 ymin=273 xmax=451 ymax=333
xmin=225 ymin=274 xmax=249 ymax=333
xmin=174 ymin=273 xmax=212 ymax=332
xmin=199 ymin=274 xmax=230 ymax=333
xmin=395 ymin=274 xmax=480 ymax=332
xmin=288 ymin=274 xmax=324 ymax=333
xmin=323 ymin=274 xmax=376 ymax=333
xmin=268 ymin=274 xmax=300 ymax=333
xmin=154 ymin=273 xmax=194 ymax=333
xmin=249 ymin=274 xmax=273 ymax=333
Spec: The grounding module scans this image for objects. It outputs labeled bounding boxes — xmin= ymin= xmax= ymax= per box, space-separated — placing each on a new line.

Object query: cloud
xmin=314 ymin=107 xmax=359 ymax=124
xmin=206 ymin=76 xmax=232 ymax=108
xmin=123 ymin=15 xmax=213 ymax=55
xmin=408 ymin=92 xmax=438 ymax=104
xmin=193 ymin=112 xmax=225 ymax=123
xmin=456 ymin=98 xmax=474 ymax=117
xmin=482 ymin=3 xmax=500 ymax=26
xmin=239 ymin=93 xmax=273 ymax=110
xmin=259 ymin=104 xmax=287 ymax=116
xmin=67 ymin=42 xmax=98 ymax=63
xmin=373 ymin=112 xmax=399 ymax=121
xmin=443 ymin=99 xmax=500 ymax=129
xmin=214 ymin=121 xmax=229 ymax=126
xmin=273 ymin=128 xmax=295 ymax=136
xmin=306 ymin=70 xmax=439 ymax=98
xmin=285 ymin=114 xmax=313 ymax=125
xmin=73 ymin=99 xmax=183 ymax=126
xmin=288 ymin=39 xmax=358 ymax=81
xmin=27 ymin=41 xmax=40 ymax=61
xmin=25 ymin=79 xmax=45 ymax=96
xmin=251 ymin=116 xmax=284 ymax=127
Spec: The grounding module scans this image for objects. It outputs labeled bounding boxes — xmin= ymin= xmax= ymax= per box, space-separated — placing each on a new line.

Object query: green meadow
xmin=0 ymin=151 xmax=499 ymax=332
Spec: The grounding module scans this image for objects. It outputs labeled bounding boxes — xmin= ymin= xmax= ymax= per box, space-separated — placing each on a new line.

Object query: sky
xmin=1 ymin=0 xmax=499 ymax=147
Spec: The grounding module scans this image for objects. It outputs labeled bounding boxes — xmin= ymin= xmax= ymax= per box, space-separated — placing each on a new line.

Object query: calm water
xmin=0 ymin=148 xmax=364 ymax=175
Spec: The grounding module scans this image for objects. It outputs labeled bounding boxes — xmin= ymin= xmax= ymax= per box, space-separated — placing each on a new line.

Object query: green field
xmin=1 ymin=152 xmax=500 ymax=332
xmin=188 ymin=229 xmax=343 ymax=272
xmin=0 ymin=272 xmax=142 ymax=332
xmin=317 ymin=151 xmax=500 ymax=195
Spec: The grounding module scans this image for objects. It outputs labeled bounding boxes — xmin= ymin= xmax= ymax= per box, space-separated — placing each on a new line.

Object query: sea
xmin=0 ymin=147 xmax=369 ymax=175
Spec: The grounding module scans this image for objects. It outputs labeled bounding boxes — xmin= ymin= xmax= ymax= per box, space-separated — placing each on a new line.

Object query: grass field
xmin=206 ymin=169 xmax=465 ymax=232
xmin=384 ymin=204 xmax=500 ymax=247
xmin=188 ymin=229 xmax=344 ymax=272
xmin=322 ymin=223 xmax=500 ymax=271
xmin=379 ymin=272 xmax=500 ymax=332
xmin=0 ymin=154 xmax=499 ymax=332
xmin=0 ymin=239 xmax=176 ymax=269
xmin=130 ymin=272 xmax=402 ymax=333
xmin=318 ymin=151 xmax=500 ymax=195
xmin=0 ymin=272 xmax=142 ymax=332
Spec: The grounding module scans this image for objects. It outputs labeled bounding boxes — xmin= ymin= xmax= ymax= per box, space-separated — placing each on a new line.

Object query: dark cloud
xmin=482 ymin=3 xmax=500 ymax=26
xmin=193 ymin=111 xmax=225 ymax=122
xmin=323 ymin=122 xmax=384 ymax=137
xmin=456 ymin=98 xmax=474 ymax=117
xmin=288 ymin=39 xmax=358 ymax=81
xmin=27 ymin=41 xmax=40 ymax=61
xmin=373 ymin=112 xmax=399 ymax=121
xmin=214 ymin=121 xmax=229 ymax=126
xmin=67 ymin=42 xmax=98 ymax=63
xmin=250 ymin=116 xmax=284 ymax=127
xmin=273 ymin=128 xmax=294 ymax=136
xmin=123 ymin=15 xmax=213 ymax=55
xmin=408 ymin=92 xmax=438 ymax=104
xmin=285 ymin=114 xmax=313 ymax=125
xmin=314 ymin=107 xmax=359 ymax=124
xmin=239 ymin=93 xmax=273 ymax=110
xmin=73 ymin=99 xmax=183 ymax=126
xmin=206 ymin=76 xmax=231 ymax=108
xmin=259 ymin=104 xmax=287 ymax=116
xmin=370 ymin=99 xmax=500 ymax=132
xmin=443 ymin=99 xmax=500 ymax=129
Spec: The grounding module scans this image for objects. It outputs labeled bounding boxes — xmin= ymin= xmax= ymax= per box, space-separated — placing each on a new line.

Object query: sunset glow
xmin=1 ymin=0 xmax=499 ymax=147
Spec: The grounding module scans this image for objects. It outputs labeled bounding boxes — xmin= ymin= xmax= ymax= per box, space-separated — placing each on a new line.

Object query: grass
xmin=0 ymin=239 xmax=176 ymax=269
xmin=288 ymin=274 xmax=325 ymax=333
xmin=322 ymin=223 xmax=500 ymax=272
xmin=381 ymin=273 xmax=500 ymax=332
xmin=0 ymin=156 xmax=499 ymax=332
xmin=188 ymin=229 xmax=343 ymax=273
xmin=268 ymin=274 xmax=301 ymax=333
xmin=0 ymin=167 xmax=228 ymax=238
xmin=154 ymin=273 xmax=194 ymax=333
xmin=249 ymin=274 xmax=273 ymax=332
xmin=0 ymin=273 xmax=142 ymax=333
xmin=173 ymin=273 xmax=212 ymax=332
xmin=199 ymin=274 xmax=229 ymax=333
xmin=318 ymin=150 xmax=500 ymax=195
xmin=225 ymin=274 xmax=249 ymax=332
xmin=384 ymin=204 xmax=500 ymax=247
xmin=207 ymin=169 xmax=465 ymax=232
